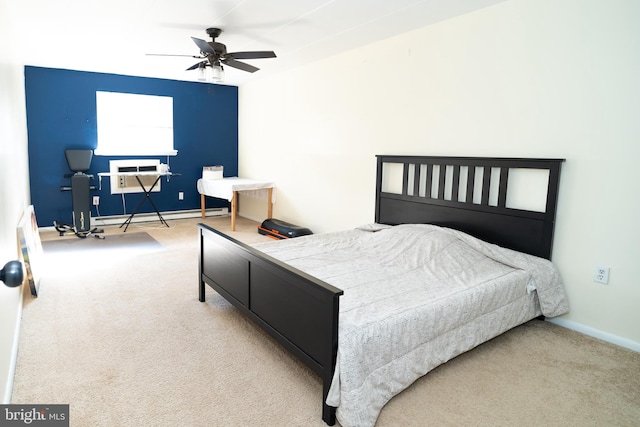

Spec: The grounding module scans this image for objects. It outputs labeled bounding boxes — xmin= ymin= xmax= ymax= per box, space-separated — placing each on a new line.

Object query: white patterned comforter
xmin=253 ymin=224 xmax=569 ymax=427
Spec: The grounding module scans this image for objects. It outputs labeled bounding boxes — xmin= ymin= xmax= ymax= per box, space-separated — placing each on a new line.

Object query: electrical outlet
xmin=178 ymin=191 xmax=184 ymax=200
xmin=594 ymin=266 xmax=610 ymax=284
xmin=93 ymin=196 xmax=100 ymax=206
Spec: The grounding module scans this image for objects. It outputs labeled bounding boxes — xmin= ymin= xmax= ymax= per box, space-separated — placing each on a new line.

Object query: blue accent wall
xmin=25 ymin=66 xmax=238 ymax=227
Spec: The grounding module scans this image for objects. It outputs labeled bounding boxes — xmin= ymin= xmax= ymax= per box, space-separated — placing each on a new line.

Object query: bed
xmin=198 ymin=155 xmax=568 ymax=427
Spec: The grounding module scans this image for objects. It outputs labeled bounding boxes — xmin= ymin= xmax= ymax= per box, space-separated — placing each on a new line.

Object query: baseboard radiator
xmin=92 ymin=207 xmax=228 ymax=226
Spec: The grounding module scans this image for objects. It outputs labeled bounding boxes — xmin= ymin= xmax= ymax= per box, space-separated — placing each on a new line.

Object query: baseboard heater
xmin=92 ymin=208 xmax=228 ymax=226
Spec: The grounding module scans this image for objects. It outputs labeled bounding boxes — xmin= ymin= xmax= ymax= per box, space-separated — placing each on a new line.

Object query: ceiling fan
xmin=149 ymin=28 xmax=276 ymax=82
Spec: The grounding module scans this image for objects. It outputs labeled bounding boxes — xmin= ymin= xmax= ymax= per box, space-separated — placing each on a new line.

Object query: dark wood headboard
xmin=374 ymin=155 xmax=564 ymax=259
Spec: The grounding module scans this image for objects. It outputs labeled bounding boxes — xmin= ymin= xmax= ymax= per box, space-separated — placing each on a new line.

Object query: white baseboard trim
xmin=3 ymin=287 xmax=24 ymax=404
xmin=546 ymin=317 xmax=640 ymax=353
xmin=91 ymin=207 xmax=229 ymax=227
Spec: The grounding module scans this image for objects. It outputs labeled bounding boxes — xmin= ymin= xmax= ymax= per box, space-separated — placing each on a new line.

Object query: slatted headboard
xmin=374 ymin=155 xmax=564 ymax=259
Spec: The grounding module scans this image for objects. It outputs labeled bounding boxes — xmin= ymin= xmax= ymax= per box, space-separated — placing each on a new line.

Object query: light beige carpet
xmin=12 ymin=217 xmax=640 ymax=426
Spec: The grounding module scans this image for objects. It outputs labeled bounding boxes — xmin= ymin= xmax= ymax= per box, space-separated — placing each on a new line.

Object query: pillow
xmin=355 ymin=223 xmax=394 ymax=232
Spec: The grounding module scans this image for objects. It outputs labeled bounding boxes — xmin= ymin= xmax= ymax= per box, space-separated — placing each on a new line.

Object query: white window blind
xmin=95 ymin=91 xmax=177 ymax=156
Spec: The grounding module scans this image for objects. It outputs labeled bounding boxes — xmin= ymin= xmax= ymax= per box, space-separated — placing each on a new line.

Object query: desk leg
xmin=201 ymin=194 xmax=206 ymax=219
xmin=231 ymin=191 xmax=238 ymax=231
xmin=267 ymin=188 xmax=273 ymax=219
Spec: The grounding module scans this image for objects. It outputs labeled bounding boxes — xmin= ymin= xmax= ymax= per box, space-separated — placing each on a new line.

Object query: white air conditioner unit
xmin=109 ymin=159 xmax=161 ymax=195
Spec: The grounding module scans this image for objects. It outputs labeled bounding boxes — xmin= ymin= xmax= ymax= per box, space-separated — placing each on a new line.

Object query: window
xmin=95 ymin=91 xmax=177 ymax=156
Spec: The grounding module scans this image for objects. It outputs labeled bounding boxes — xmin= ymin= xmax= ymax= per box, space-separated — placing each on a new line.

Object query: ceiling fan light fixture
xmin=211 ymin=64 xmax=224 ymax=83
xmin=197 ymin=62 xmax=208 ymax=82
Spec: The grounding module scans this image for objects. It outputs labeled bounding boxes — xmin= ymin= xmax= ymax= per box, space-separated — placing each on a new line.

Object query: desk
xmin=197 ymin=177 xmax=274 ymax=231
xmin=98 ymin=172 xmax=179 ymax=231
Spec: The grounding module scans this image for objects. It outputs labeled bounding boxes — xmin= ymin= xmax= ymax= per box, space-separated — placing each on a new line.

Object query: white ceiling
xmin=7 ymin=0 xmax=506 ymax=86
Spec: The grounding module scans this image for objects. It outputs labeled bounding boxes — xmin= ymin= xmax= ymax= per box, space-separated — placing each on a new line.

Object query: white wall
xmin=0 ymin=0 xmax=30 ymax=403
xmin=238 ymin=0 xmax=640 ymax=345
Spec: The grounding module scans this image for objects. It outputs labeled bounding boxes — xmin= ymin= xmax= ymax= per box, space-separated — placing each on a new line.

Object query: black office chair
xmin=55 ymin=149 xmax=104 ymax=239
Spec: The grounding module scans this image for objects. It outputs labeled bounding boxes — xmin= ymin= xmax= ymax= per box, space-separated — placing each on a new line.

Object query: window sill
xmin=94 ymin=149 xmax=178 ymax=156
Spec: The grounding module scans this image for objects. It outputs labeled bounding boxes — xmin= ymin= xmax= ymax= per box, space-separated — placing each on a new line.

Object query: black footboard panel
xmin=198 ymin=224 xmax=343 ymax=425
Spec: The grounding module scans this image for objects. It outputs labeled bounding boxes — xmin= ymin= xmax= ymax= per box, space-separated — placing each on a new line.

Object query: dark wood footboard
xmin=198 ymin=224 xmax=343 ymax=425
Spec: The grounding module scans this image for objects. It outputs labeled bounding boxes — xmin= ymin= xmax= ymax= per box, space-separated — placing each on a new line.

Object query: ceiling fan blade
xmin=191 ymin=37 xmax=215 ymax=55
xmin=226 ymin=51 xmax=276 ymax=60
xmin=146 ymin=53 xmax=204 ymax=58
xmin=222 ymin=58 xmax=259 ymax=73
xmin=186 ymin=61 xmax=207 ymax=71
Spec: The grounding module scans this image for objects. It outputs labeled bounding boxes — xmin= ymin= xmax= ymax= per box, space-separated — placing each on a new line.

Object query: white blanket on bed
xmin=254 ymin=224 xmax=569 ymax=427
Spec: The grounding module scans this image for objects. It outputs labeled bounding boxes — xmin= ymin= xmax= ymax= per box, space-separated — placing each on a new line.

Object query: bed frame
xmin=198 ymin=155 xmax=564 ymax=425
